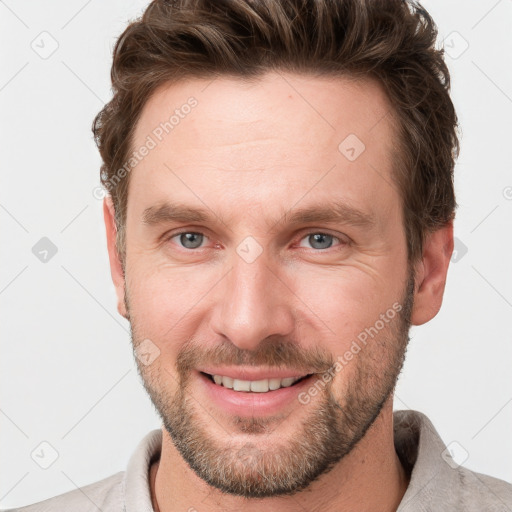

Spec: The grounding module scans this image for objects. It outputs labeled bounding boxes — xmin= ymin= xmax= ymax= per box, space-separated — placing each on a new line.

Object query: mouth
xmin=200 ymin=371 xmax=312 ymax=393
xmin=196 ymin=366 xmax=321 ymax=416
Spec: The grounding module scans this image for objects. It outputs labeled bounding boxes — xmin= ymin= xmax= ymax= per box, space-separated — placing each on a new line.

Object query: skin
xmin=104 ymin=72 xmax=453 ymax=512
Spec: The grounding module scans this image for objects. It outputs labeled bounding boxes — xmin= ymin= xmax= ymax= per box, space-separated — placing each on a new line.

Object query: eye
xmin=170 ymin=232 xmax=207 ymax=249
xmin=298 ymin=232 xmax=343 ymax=250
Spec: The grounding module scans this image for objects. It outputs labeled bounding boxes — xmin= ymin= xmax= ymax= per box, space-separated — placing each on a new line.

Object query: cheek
xmin=292 ymin=266 xmax=401 ymax=334
xmin=302 ymin=274 xmax=406 ymax=403
xmin=126 ymin=263 xmax=219 ymax=337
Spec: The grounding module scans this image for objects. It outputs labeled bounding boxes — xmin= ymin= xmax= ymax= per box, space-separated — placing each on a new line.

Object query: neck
xmin=150 ymin=400 xmax=409 ymax=512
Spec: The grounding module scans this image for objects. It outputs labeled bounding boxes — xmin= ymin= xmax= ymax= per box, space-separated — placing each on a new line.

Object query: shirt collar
xmin=123 ymin=428 xmax=162 ymax=512
xmin=395 ymin=409 xmax=462 ymax=511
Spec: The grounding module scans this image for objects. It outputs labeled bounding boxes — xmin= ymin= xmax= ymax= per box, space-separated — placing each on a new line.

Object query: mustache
xmin=176 ymin=337 xmax=335 ymax=375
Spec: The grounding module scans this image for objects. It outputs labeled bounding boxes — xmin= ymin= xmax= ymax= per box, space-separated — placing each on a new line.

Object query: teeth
xmin=280 ymin=377 xmax=296 ymax=387
xmin=233 ymin=379 xmax=251 ymax=392
xmin=222 ymin=376 xmax=234 ymax=389
xmin=211 ymin=374 xmax=303 ymax=392
xmin=269 ymin=378 xmax=281 ymax=390
xmin=250 ymin=379 xmax=269 ymax=393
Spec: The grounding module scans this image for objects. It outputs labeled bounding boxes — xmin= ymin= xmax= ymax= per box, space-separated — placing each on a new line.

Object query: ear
xmin=103 ymin=196 xmax=128 ymax=319
xmin=411 ymin=222 xmax=454 ymax=326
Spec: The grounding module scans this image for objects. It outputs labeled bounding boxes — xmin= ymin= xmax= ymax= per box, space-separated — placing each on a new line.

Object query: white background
xmin=1 ymin=0 xmax=511 ymax=508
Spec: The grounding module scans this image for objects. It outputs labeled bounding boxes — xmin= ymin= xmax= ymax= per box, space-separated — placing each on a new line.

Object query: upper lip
xmin=198 ymin=367 xmax=311 ymax=381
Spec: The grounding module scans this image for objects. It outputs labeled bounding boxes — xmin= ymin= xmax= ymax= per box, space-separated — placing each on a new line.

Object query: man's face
xmin=116 ymin=73 xmax=415 ymax=496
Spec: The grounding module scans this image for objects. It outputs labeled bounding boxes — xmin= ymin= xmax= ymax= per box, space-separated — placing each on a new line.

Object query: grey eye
xmin=179 ymin=232 xmax=204 ymax=249
xmin=307 ymin=233 xmax=334 ymax=249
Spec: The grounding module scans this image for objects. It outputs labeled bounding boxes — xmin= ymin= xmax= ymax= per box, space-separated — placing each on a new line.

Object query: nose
xmin=209 ymin=253 xmax=295 ymax=351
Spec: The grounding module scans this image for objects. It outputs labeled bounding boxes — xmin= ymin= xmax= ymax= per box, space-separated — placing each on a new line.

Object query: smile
xmin=202 ymin=372 xmax=310 ymax=393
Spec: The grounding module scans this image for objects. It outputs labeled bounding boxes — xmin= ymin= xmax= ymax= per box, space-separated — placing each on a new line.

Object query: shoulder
xmin=400 ymin=465 xmax=512 ymax=512
xmin=455 ymin=466 xmax=512 ymax=510
xmin=395 ymin=409 xmax=512 ymax=511
xmin=2 ymin=471 xmax=125 ymax=512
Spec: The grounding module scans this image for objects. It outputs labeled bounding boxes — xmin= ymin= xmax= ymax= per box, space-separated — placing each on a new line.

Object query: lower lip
xmin=197 ymin=371 xmax=315 ymax=417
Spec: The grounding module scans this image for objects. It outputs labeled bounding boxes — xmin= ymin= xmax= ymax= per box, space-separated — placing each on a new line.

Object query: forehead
xmin=128 ymin=72 xmax=400 ymax=228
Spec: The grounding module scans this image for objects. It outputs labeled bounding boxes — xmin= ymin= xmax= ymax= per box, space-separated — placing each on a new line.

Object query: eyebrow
xmin=143 ymin=203 xmax=211 ymax=225
xmin=142 ymin=201 xmax=376 ymax=231
xmin=275 ymin=202 xmax=376 ymax=230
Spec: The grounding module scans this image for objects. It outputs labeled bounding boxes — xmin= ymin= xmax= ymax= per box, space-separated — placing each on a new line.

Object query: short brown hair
xmin=93 ymin=0 xmax=459 ymax=264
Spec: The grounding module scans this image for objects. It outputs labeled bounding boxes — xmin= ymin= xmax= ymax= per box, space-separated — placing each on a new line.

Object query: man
xmin=8 ymin=0 xmax=512 ymax=511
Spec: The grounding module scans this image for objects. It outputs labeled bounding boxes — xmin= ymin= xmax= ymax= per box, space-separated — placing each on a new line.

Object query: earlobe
xmin=410 ymin=222 xmax=454 ymax=326
xmin=103 ymin=197 xmax=128 ymax=319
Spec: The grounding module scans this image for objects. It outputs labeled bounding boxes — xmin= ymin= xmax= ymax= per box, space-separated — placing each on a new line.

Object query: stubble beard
xmin=128 ymin=274 xmax=414 ymax=498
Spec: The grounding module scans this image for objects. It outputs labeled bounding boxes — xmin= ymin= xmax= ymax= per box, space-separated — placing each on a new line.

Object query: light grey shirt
xmin=5 ymin=410 xmax=512 ymax=511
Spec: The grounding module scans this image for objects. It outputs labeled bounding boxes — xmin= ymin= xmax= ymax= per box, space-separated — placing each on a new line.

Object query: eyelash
xmin=165 ymin=230 xmax=349 ymax=251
